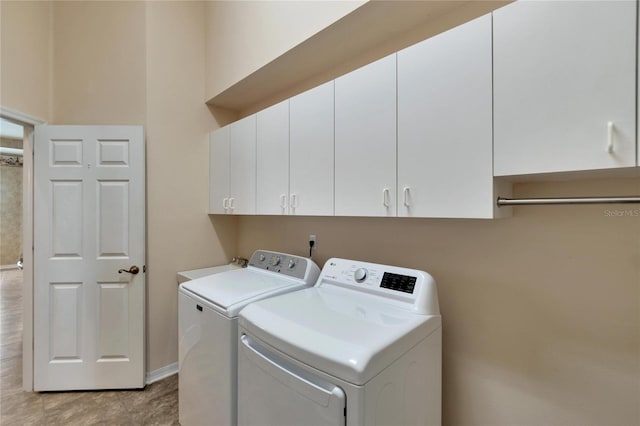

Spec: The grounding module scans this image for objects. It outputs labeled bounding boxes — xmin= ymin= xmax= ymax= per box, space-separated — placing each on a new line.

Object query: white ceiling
xmin=0 ymin=117 xmax=24 ymax=140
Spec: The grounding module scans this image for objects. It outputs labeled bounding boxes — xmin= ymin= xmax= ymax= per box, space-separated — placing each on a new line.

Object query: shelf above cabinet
xmin=206 ymin=0 xmax=509 ymax=112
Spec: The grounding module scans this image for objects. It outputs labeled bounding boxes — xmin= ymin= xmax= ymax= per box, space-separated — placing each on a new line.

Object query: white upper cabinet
xmin=229 ymin=115 xmax=257 ymax=214
xmin=257 ymin=100 xmax=290 ymax=215
xmin=335 ymin=54 xmax=397 ymax=217
xmin=493 ymin=0 xmax=637 ymax=176
xmin=398 ymin=14 xmax=495 ymax=218
xmin=209 ymin=126 xmax=230 ymax=214
xmin=290 ymin=81 xmax=335 ymax=216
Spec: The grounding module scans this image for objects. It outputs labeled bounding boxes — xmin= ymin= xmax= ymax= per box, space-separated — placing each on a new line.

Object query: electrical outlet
xmin=308 ymin=234 xmax=317 ymax=258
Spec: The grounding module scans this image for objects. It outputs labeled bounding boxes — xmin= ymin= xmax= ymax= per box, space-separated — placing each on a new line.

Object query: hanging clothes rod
xmin=497 ymin=196 xmax=640 ymax=207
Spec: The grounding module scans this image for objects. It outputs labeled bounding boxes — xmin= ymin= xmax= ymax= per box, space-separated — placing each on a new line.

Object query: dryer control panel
xmin=248 ymin=250 xmax=320 ymax=282
xmin=317 ymin=258 xmax=440 ymax=315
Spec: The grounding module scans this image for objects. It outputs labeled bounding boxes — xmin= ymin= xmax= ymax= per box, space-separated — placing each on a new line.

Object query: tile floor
xmin=0 ymin=269 xmax=179 ymax=425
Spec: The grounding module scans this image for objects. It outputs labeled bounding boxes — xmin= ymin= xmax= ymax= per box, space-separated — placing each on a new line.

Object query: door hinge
xmin=143 ymin=265 xmax=146 ymax=273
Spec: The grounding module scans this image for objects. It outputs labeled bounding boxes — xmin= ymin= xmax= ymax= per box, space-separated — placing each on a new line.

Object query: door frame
xmin=0 ymin=106 xmax=47 ymax=391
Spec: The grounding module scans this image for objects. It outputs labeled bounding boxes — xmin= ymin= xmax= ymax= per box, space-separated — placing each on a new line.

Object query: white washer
xmin=178 ymin=250 xmax=320 ymax=426
xmin=238 ymin=258 xmax=442 ymax=426
xmin=177 ymin=263 xmax=241 ymax=284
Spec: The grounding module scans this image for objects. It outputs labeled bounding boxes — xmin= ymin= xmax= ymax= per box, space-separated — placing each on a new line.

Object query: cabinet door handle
xmin=607 ymin=121 xmax=614 ymax=153
xmin=222 ymin=197 xmax=229 ymax=211
xmin=403 ymin=187 xmax=411 ymax=208
xmin=280 ymin=194 xmax=287 ymax=210
xmin=383 ymin=188 xmax=390 ymax=207
xmin=290 ymin=194 xmax=298 ymax=209
xmin=228 ymin=197 xmax=235 ymax=211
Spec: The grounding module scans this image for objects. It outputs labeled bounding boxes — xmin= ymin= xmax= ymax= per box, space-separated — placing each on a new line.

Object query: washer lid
xmin=177 ymin=263 xmax=240 ymax=284
xmin=180 ymin=268 xmax=307 ymax=317
xmin=239 ymin=286 xmax=441 ymax=386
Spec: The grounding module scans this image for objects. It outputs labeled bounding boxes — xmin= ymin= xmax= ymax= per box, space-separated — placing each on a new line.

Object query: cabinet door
xmin=257 ymin=100 xmax=290 ymax=215
xmin=209 ymin=126 xmax=229 ymax=214
xmin=335 ymin=54 xmax=396 ymax=217
xmin=494 ymin=1 xmax=637 ymax=176
xmin=398 ymin=14 xmax=493 ymax=218
xmin=229 ymin=115 xmax=257 ymax=215
xmin=290 ymin=81 xmax=335 ymax=216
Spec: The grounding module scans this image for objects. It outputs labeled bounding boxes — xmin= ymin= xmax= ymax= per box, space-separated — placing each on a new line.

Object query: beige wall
xmin=144 ymin=1 xmax=236 ymax=371
xmin=204 ymin=0 xmax=365 ymax=101
xmin=237 ymin=177 xmax=640 ymax=425
xmin=52 ymin=1 xmax=146 ymax=125
xmin=51 ymin=1 xmax=235 ymax=372
xmin=0 ymin=1 xmax=52 ymax=121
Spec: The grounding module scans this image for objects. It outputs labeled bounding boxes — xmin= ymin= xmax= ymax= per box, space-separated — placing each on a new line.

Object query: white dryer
xmin=237 ymin=258 xmax=442 ymax=426
xmin=178 ymin=250 xmax=320 ymax=426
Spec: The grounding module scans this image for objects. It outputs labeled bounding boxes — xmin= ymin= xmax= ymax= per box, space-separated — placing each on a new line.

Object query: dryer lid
xmin=180 ymin=268 xmax=308 ymax=317
xmin=239 ymin=286 xmax=441 ymax=386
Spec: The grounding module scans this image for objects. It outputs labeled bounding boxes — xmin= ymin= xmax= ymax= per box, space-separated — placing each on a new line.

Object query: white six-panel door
xmin=34 ymin=125 xmax=145 ymax=390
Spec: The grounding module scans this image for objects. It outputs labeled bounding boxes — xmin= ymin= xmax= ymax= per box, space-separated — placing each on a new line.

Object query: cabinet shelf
xmin=206 ymin=1 xmax=507 ymax=112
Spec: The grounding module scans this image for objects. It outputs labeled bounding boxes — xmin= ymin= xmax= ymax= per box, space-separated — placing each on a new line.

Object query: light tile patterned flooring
xmin=0 ymin=269 xmax=179 ymax=425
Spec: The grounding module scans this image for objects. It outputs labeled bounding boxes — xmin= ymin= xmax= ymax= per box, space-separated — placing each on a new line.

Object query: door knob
xmin=118 ymin=265 xmax=140 ymax=275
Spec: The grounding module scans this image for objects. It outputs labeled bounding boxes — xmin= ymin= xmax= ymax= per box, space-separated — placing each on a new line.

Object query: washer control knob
xmin=288 ymin=259 xmax=296 ymax=269
xmin=259 ymin=254 xmax=266 ymax=262
xmin=354 ymin=268 xmax=368 ymax=283
xmin=271 ymin=256 xmax=281 ymax=266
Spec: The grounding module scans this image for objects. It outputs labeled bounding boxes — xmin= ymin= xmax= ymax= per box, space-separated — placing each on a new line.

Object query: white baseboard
xmin=0 ymin=265 xmax=19 ymax=271
xmin=146 ymin=362 xmax=178 ymax=385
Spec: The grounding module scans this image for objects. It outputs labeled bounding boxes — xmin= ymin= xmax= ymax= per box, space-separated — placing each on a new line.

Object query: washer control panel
xmin=318 ymin=258 xmax=439 ymax=315
xmin=248 ymin=250 xmax=317 ymax=281
xmin=380 ymin=272 xmax=417 ymax=294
